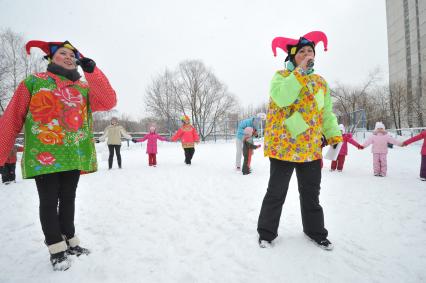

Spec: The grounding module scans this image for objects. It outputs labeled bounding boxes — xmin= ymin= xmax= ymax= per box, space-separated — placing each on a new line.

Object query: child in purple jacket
xmin=362 ymin=122 xmax=402 ymax=177
xmin=132 ymin=127 xmax=168 ymax=167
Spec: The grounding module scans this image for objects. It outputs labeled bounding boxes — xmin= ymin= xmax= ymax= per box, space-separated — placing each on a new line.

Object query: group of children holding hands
xmin=235 ymin=118 xmax=426 ymax=181
xmin=327 ymin=121 xmax=426 ymax=180
xmin=2 ymin=118 xmax=425 ymax=184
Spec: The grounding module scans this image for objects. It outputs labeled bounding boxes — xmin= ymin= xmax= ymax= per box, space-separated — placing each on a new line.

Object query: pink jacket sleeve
xmin=0 ymin=82 xmax=31 ymax=165
xmin=85 ymin=67 xmax=117 ymax=112
xmin=362 ymin=136 xmax=374 ymax=148
xmin=140 ymin=134 xmax=149 ymax=142
xmin=387 ymin=135 xmax=402 ymax=146
xmin=403 ymin=131 xmax=426 ymax=145
xmin=347 ymin=136 xmax=362 ymax=148
xmin=156 ymin=134 xmax=167 ymax=141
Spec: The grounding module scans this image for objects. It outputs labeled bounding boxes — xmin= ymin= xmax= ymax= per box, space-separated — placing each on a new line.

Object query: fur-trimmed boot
xmin=65 ymin=235 xmax=90 ymax=256
xmin=48 ymin=241 xmax=71 ymax=271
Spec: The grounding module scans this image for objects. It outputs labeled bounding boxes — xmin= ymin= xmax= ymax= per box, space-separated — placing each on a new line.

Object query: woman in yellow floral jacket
xmin=257 ymin=31 xmax=342 ymax=250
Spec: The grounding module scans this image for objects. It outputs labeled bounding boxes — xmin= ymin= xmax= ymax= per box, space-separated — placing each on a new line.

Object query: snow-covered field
xmin=1 ymin=137 xmax=425 ymax=283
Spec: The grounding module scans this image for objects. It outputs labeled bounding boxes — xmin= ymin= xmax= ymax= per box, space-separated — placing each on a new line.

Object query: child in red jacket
xmin=0 ymin=144 xmax=23 ymax=184
xmin=171 ymin=115 xmax=200 ymax=165
xmin=330 ymin=124 xmax=363 ymax=172
xmin=402 ymin=130 xmax=426 ymax=181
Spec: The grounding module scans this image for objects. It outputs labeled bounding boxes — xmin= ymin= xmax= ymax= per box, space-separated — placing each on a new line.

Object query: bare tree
xmin=388 ymin=82 xmax=406 ymax=132
xmin=331 ymin=68 xmax=383 ymax=130
xmin=145 ymin=69 xmax=180 ymax=134
xmin=0 ymin=28 xmax=45 ymax=113
xmin=144 ymin=60 xmax=237 ymax=140
xmin=175 ymin=60 xmax=237 ymax=140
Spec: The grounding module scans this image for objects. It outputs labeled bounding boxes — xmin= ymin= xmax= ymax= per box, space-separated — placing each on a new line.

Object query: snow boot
xmin=65 ymin=236 xmax=90 ymax=256
xmin=258 ymin=237 xmax=272 ymax=248
xmin=50 ymin=251 xmax=71 ymax=271
xmin=48 ymin=241 xmax=71 ymax=271
xmin=305 ymin=235 xmax=334 ymax=251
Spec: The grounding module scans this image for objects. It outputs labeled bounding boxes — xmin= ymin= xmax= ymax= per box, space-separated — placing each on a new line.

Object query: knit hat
xmin=25 ymin=40 xmax=81 ymax=61
xmin=244 ymin=127 xmax=254 ymax=137
xmin=338 ymin=124 xmax=345 ymax=133
xmin=374 ymin=122 xmax=385 ymax=130
xmin=271 ymin=31 xmax=328 ymax=62
xmin=149 ymin=126 xmax=156 ymax=133
xmin=180 ymin=115 xmax=190 ymax=123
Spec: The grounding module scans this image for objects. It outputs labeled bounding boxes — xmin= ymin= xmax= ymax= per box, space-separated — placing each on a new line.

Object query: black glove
xmin=332 ymin=144 xmax=338 ymax=149
xmin=79 ymin=57 xmax=96 ymax=73
xmin=95 ymin=139 xmax=100 ymax=143
xmin=321 ymin=135 xmax=327 ymax=148
xmin=132 ymin=138 xmax=137 ymax=143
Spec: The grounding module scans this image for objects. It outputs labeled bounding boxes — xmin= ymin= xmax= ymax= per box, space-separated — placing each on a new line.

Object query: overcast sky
xmin=1 ymin=0 xmax=389 ymax=119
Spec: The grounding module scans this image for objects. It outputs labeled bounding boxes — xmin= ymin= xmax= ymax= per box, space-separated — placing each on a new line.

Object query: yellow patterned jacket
xmin=263 ymin=66 xmax=342 ymax=162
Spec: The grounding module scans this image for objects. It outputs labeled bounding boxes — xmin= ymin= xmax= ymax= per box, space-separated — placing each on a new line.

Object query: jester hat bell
xmin=25 ymin=40 xmax=81 ymax=60
xmin=271 ymin=31 xmax=328 ymax=62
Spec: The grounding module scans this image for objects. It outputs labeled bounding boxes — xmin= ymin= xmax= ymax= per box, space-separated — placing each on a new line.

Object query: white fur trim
xmin=48 ymin=241 xmax=67 ymax=254
xmin=67 ymin=235 xmax=80 ymax=248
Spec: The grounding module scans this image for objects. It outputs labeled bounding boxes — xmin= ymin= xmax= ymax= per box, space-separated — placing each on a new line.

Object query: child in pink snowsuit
xmin=402 ymin=130 xmax=426 ymax=181
xmin=132 ymin=127 xmax=167 ymax=166
xmin=330 ymin=124 xmax=363 ymax=171
xmin=362 ymin=122 xmax=402 ymax=177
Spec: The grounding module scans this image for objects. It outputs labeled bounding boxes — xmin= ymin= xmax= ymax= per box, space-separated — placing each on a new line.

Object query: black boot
xmin=47 ymin=241 xmax=71 ymax=271
xmin=50 ymin=251 xmax=71 ymax=271
xmin=65 ymin=236 xmax=90 ymax=256
xmin=67 ymin=245 xmax=90 ymax=256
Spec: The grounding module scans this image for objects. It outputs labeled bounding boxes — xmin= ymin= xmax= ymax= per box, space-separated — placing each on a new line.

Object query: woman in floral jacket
xmin=257 ymin=31 xmax=342 ymax=250
xmin=0 ymin=40 xmax=116 ymax=270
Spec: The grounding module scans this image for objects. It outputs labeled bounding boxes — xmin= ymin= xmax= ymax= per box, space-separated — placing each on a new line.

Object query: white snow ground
xmin=1 ymin=136 xmax=425 ymax=283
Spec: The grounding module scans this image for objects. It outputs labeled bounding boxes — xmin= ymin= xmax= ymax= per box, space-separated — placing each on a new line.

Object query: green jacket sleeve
xmin=322 ymin=85 xmax=342 ymax=143
xmin=270 ymin=71 xmax=304 ymax=107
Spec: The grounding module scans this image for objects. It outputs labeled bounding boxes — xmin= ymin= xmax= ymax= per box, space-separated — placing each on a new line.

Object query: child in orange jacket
xmin=171 ymin=115 xmax=200 ymax=165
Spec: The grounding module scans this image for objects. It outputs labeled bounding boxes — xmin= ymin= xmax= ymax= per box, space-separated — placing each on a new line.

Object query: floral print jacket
xmin=263 ymin=66 xmax=342 ymax=162
xmin=0 ymin=67 xmax=116 ymax=178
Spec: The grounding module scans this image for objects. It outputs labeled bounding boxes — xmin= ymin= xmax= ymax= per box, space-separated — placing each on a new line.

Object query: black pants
xmin=108 ymin=144 xmax=122 ymax=169
xmin=257 ymin=158 xmax=328 ymax=242
xmin=184 ymin=147 xmax=195 ymax=164
xmin=1 ymin=163 xmax=16 ymax=183
xmin=35 ymin=170 xmax=80 ymax=245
